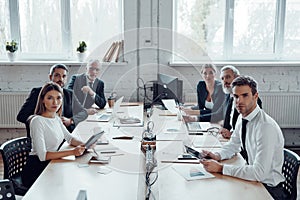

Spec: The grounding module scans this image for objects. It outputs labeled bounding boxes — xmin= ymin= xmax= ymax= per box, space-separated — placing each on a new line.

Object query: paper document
xmin=162 ymin=99 xmax=179 ymax=114
xmin=172 ymin=164 xmax=215 ymax=181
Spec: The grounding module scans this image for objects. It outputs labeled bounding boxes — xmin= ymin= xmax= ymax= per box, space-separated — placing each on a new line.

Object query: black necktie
xmin=223 ymin=96 xmax=233 ymax=130
xmin=240 ymin=119 xmax=249 ymax=164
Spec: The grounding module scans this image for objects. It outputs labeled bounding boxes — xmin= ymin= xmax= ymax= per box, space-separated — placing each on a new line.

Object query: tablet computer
xmin=184 ymin=145 xmax=212 ymax=159
xmin=85 ymin=131 xmax=105 ymax=149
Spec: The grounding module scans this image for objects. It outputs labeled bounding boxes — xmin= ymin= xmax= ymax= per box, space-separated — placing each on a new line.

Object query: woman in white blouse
xmin=22 ymin=82 xmax=85 ymax=188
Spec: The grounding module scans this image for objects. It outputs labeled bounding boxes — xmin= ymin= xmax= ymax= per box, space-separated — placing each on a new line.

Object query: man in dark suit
xmin=67 ymin=59 xmax=106 ymax=113
xmin=17 ymin=64 xmax=88 ymax=133
xmin=219 ymin=65 xmax=262 ymax=139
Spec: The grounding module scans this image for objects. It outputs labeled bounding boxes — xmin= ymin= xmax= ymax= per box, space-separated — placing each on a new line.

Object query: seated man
xmin=200 ymin=76 xmax=285 ymax=200
xmin=218 ymin=65 xmax=262 ymax=139
xmin=67 ymin=59 xmax=106 ymax=114
xmin=17 ymin=64 xmax=88 ymax=133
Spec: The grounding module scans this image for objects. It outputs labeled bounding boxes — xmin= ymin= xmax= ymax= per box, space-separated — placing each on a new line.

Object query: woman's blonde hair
xmin=35 ymin=82 xmax=63 ymax=116
xmin=200 ymin=63 xmax=217 ymax=74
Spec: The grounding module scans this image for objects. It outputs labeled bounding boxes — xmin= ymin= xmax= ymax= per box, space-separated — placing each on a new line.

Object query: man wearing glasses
xmin=67 ymin=59 xmax=106 ymax=114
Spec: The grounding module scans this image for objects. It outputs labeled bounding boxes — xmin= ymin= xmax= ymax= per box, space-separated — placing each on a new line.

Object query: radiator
xmin=259 ymin=92 xmax=300 ymax=128
xmin=0 ymin=92 xmax=28 ymax=128
xmin=184 ymin=92 xmax=300 ymax=128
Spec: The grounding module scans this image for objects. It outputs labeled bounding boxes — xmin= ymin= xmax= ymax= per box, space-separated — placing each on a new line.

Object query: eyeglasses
xmin=206 ymin=127 xmax=220 ymax=137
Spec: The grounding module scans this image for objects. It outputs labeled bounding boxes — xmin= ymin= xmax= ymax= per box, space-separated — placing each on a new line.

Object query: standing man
xmin=201 ymin=76 xmax=285 ymax=200
xmin=17 ymin=64 xmax=88 ymax=133
xmin=67 ymin=59 xmax=106 ymax=113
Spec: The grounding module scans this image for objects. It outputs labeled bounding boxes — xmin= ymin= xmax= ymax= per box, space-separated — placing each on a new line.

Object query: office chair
xmin=0 ymin=179 xmax=16 ymax=200
xmin=281 ymin=148 xmax=300 ymax=200
xmin=0 ymin=137 xmax=31 ymax=196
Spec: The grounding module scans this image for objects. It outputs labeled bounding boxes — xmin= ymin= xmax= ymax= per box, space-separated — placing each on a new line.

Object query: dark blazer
xmin=17 ymin=87 xmax=88 ymax=132
xmin=196 ymin=80 xmax=225 ymax=122
xmin=67 ymin=73 xmax=106 ymax=109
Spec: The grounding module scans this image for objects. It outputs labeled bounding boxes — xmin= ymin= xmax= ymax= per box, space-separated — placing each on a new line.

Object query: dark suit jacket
xmin=195 ymin=80 xmax=225 ymax=122
xmin=17 ymin=87 xmax=88 ymax=132
xmin=67 ymin=73 xmax=106 ymax=109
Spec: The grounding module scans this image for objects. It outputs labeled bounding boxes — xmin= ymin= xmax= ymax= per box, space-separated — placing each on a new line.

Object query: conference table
xmin=23 ymin=103 xmax=272 ymax=200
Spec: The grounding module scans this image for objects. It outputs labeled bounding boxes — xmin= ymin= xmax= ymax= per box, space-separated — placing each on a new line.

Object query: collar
xmin=243 ymin=105 xmax=260 ymax=122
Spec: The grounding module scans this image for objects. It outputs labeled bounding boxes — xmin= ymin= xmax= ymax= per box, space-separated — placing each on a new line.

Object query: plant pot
xmin=7 ymin=52 xmax=17 ymax=62
xmin=77 ymin=52 xmax=86 ymax=62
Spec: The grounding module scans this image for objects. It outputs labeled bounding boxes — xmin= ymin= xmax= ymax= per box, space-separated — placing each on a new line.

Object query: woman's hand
xmin=73 ymin=146 xmax=86 ymax=157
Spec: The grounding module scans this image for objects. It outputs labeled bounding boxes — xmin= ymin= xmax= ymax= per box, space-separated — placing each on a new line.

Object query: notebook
xmin=96 ymin=96 xmax=124 ymax=122
xmin=186 ymin=122 xmax=211 ymax=134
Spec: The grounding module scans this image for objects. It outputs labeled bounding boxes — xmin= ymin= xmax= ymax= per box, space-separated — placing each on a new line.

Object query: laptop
xmin=186 ymin=122 xmax=211 ymax=134
xmin=96 ymin=96 xmax=124 ymax=122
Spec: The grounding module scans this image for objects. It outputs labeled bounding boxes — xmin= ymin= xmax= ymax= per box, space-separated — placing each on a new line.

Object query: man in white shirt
xmin=201 ymin=76 xmax=285 ymax=200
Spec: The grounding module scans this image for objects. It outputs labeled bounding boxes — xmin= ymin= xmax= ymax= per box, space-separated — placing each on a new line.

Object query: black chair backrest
xmin=282 ymin=148 xmax=300 ymax=200
xmin=0 ymin=179 xmax=16 ymax=200
xmin=25 ymin=115 xmax=35 ymax=138
xmin=0 ymin=137 xmax=31 ymax=180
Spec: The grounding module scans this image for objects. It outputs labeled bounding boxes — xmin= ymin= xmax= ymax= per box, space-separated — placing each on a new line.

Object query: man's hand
xmin=182 ymin=115 xmax=197 ymax=122
xmin=86 ymin=108 xmax=98 ymax=115
xmin=200 ymin=159 xmax=223 ymax=173
xmin=201 ymin=150 xmax=221 ymax=161
xmin=181 ymin=108 xmax=200 ymax=116
xmin=219 ymin=128 xmax=232 ymax=139
xmin=61 ymin=117 xmax=72 ymax=127
xmin=81 ymin=86 xmax=95 ymax=96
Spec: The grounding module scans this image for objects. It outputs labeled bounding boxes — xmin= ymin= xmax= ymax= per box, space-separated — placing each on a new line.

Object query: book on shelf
xmin=102 ymin=40 xmax=124 ymax=63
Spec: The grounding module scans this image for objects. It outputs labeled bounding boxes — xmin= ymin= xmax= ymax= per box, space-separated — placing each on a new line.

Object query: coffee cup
xmin=108 ymin=98 xmax=115 ymax=108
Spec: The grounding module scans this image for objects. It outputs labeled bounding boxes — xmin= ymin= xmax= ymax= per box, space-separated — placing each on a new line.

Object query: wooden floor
xmin=0 ymin=155 xmax=299 ymax=199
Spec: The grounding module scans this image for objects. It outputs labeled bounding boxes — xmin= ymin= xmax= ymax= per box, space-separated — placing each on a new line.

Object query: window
xmin=0 ymin=0 xmax=123 ymax=60
xmin=173 ymin=0 xmax=300 ymax=62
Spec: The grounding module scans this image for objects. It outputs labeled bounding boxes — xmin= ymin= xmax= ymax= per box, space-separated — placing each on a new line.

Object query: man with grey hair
xmin=219 ymin=65 xmax=262 ymax=139
xmin=219 ymin=65 xmax=241 ymax=138
xmin=67 ymin=59 xmax=106 ymax=114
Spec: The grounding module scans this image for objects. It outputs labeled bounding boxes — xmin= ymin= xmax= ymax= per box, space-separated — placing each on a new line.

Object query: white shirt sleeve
xmin=30 ymin=117 xmax=48 ymax=161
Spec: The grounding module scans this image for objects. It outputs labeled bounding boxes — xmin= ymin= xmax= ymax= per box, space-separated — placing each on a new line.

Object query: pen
xmin=112 ymin=136 xmax=134 ymax=140
xmin=188 ymin=133 xmax=204 ymax=135
xmin=100 ymin=151 xmax=116 ymax=154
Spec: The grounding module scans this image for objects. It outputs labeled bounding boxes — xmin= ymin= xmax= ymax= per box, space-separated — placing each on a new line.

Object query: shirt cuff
xmin=91 ymin=93 xmax=96 ymax=99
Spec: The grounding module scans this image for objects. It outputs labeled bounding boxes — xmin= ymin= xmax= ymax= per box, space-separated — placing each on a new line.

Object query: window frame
xmin=4 ymin=0 xmax=123 ymax=61
xmin=172 ymin=0 xmax=300 ymax=63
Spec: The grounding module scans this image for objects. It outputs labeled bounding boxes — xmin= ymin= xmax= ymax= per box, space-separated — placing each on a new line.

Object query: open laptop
xmin=96 ymin=96 xmax=124 ymax=122
xmin=186 ymin=122 xmax=211 ymax=134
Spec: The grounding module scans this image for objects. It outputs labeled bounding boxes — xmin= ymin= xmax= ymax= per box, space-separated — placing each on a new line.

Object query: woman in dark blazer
xmin=195 ymin=64 xmax=225 ymax=122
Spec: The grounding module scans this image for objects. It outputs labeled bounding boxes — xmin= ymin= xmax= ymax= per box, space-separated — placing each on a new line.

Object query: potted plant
xmin=76 ymin=41 xmax=87 ymax=62
xmin=6 ymin=40 xmax=18 ymax=61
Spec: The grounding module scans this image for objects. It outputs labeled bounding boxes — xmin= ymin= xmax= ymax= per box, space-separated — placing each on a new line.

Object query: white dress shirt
xmin=217 ymin=105 xmax=285 ymax=186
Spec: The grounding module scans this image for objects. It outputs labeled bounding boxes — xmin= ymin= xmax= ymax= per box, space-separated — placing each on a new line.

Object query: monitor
xmin=152 ymin=73 xmax=183 ymax=106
